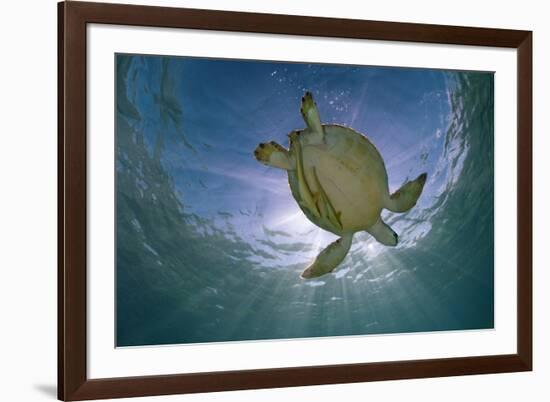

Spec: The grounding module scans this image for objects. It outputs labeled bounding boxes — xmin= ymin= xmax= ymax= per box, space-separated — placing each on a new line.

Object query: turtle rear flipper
xmin=385 ymin=173 xmax=427 ymax=213
xmin=301 ymin=233 xmax=353 ymax=279
xmin=367 ymin=217 xmax=398 ymax=246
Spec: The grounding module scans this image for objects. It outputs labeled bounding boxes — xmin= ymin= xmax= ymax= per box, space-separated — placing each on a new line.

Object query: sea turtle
xmin=254 ymin=92 xmax=427 ymax=279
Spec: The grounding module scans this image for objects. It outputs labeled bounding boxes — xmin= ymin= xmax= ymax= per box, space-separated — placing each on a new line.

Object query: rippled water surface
xmin=116 ymin=54 xmax=494 ymax=346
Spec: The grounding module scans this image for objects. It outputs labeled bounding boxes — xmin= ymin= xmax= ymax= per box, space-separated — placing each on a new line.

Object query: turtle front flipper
xmin=254 ymin=141 xmax=294 ymax=170
xmin=300 ymin=91 xmax=325 ymax=144
xmin=301 ymin=233 xmax=353 ymax=279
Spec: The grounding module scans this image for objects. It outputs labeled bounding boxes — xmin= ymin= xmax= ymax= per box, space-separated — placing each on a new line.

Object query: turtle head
xmin=288 ymin=130 xmax=304 ymax=152
xmin=288 ymin=129 xmax=300 ymax=144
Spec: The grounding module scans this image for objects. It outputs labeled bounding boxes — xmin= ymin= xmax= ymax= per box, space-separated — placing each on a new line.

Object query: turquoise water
xmin=116 ymin=54 xmax=494 ymax=347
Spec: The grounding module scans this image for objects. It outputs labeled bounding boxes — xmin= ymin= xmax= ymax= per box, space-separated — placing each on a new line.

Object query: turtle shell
xmin=288 ymin=124 xmax=389 ymax=235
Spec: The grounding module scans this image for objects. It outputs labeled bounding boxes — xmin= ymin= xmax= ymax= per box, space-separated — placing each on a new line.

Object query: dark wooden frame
xmin=58 ymin=1 xmax=532 ymax=400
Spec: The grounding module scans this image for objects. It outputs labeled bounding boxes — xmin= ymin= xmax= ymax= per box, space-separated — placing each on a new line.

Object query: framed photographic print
xmin=58 ymin=1 xmax=532 ymax=400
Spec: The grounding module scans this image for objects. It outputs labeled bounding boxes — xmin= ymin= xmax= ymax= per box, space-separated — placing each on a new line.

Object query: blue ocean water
xmin=116 ymin=54 xmax=494 ymax=347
